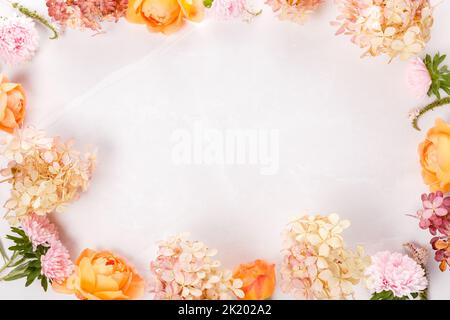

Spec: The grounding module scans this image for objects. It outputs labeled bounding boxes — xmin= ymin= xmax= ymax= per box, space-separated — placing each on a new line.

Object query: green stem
xmin=10 ymin=2 xmax=59 ymax=40
xmin=0 ymin=251 xmax=18 ymax=277
xmin=412 ymin=97 xmax=450 ymax=131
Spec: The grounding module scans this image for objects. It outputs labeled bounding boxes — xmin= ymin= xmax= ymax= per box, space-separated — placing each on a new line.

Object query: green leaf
xmin=25 ymin=268 xmax=40 ymax=287
xmin=443 ymin=87 xmax=450 ymax=96
xmin=41 ymin=276 xmax=48 ymax=291
xmin=370 ymin=290 xmax=395 ymax=300
xmin=10 ymin=227 xmax=26 ymax=238
xmin=6 ymin=235 xmax=27 ymax=243
xmin=433 ymin=53 xmax=446 ymax=67
xmin=203 ymin=0 xmax=213 ymax=8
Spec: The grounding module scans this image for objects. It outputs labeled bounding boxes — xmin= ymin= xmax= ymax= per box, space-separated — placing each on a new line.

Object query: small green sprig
xmin=411 ymin=97 xmax=450 ymax=131
xmin=0 ymin=227 xmax=49 ymax=291
xmin=424 ymin=53 xmax=450 ymax=99
xmin=10 ymin=2 xmax=59 ymax=40
xmin=203 ymin=0 xmax=214 ymax=8
xmin=370 ymin=290 xmax=426 ymax=300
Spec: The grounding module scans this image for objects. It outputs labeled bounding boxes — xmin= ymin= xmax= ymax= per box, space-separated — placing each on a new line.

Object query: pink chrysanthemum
xmin=40 ymin=240 xmax=74 ymax=284
xmin=211 ymin=0 xmax=246 ymax=19
xmin=0 ymin=15 xmax=39 ymax=65
xmin=365 ymin=251 xmax=428 ymax=298
xmin=21 ymin=213 xmax=59 ymax=248
xmin=406 ymin=57 xmax=432 ymax=99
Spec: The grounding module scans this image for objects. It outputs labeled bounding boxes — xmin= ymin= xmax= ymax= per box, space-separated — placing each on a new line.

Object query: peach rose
xmin=54 ymin=249 xmax=144 ymax=300
xmin=419 ymin=118 xmax=450 ymax=193
xmin=233 ymin=259 xmax=276 ymax=300
xmin=0 ymin=74 xmax=26 ymax=134
xmin=126 ymin=0 xmax=204 ymax=34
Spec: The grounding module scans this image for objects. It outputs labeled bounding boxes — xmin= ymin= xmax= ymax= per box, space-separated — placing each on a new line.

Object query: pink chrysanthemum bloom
xmin=365 ymin=251 xmax=428 ymax=298
xmin=21 ymin=213 xmax=59 ymax=248
xmin=406 ymin=57 xmax=432 ymax=99
xmin=266 ymin=0 xmax=323 ymax=24
xmin=40 ymin=240 xmax=74 ymax=284
xmin=211 ymin=0 xmax=246 ymax=19
xmin=0 ymin=15 xmax=39 ymax=65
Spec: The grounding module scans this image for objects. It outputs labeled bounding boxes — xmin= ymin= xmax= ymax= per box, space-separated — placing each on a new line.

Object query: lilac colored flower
xmin=365 ymin=251 xmax=428 ymax=298
xmin=0 ymin=15 xmax=39 ymax=65
xmin=40 ymin=240 xmax=74 ymax=284
xmin=211 ymin=0 xmax=246 ymax=20
xmin=21 ymin=213 xmax=59 ymax=248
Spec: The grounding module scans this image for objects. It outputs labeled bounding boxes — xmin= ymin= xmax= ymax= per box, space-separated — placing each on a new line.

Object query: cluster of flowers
xmin=0 ymin=126 xmax=96 ymax=223
xmin=46 ymin=0 xmax=128 ymax=31
xmin=333 ymin=0 xmax=434 ymax=60
xmin=266 ymin=0 xmax=323 ymax=24
xmin=280 ymin=214 xmax=370 ymax=299
xmin=365 ymin=244 xmax=428 ymax=300
xmin=149 ymin=234 xmax=245 ymax=300
xmin=413 ymin=191 xmax=450 ymax=271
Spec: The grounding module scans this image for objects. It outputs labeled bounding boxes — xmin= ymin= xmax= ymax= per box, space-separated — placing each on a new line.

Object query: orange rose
xmin=126 ymin=0 xmax=204 ymax=34
xmin=0 ymin=74 xmax=26 ymax=134
xmin=54 ymin=249 xmax=144 ymax=300
xmin=233 ymin=259 xmax=276 ymax=300
xmin=419 ymin=118 xmax=450 ymax=193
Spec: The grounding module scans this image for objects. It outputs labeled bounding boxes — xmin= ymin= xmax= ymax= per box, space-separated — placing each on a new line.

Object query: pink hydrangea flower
xmin=21 ymin=213 xmax=59 ymax=248
xmin=40 ymin=240 xmax=74 ymax=284
xmin=211 ymin=0 xmax=246 ymax=20
xmin=406 ymin=57 xmax=432 ymax=99
xmin=415 ymin=192 xmax=450 ymax=236
xmin=0 ymin=15 xmax=39 ymax=65
xmin=365 ymin=251 xmax=428 ymax=298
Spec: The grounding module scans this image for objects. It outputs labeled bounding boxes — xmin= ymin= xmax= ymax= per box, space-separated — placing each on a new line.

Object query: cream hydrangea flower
xmin=149 ymin=233 xmax=244 ymax=300
xmin=333 ymin=0 xmax=434 ymax=60
xmin=280 ymin=214 xmax=370 ymax=299
xmin=0 ymin=127 xmax=96 ymax=223
xmin=266 ymin=0 xmax=323 ymax=24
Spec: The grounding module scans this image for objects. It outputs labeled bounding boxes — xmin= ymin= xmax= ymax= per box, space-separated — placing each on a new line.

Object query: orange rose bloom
xmin=233 ymin=259 xmax=276 ymax=300
xmin=126 ymin=0 xmax=204 ymax=34
xmin=54 ymin=249 xmax=144 ymax=300
xmin=419 ymin=118 xmax=450 ymax=193
xmin=0 ymin=74 xmax=26 ymax=134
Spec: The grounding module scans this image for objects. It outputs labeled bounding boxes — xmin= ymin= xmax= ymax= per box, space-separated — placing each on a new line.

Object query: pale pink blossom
xmin=211 ymin=0 xmax=246 ymax=20
xmin=40 ymin=240 xmax=74 ymax=284
xmin=0 ymin=16 xmax=39 ymax=65
xmin=365 ymin=251 xmax=428 ymax=298
xmin=21 ymin=213 xmax=59 ymax=248
xmin=406 ymin=57 xmax=432 ymax=99
xmin=149 ymin=234 xmax=244 ymax=300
